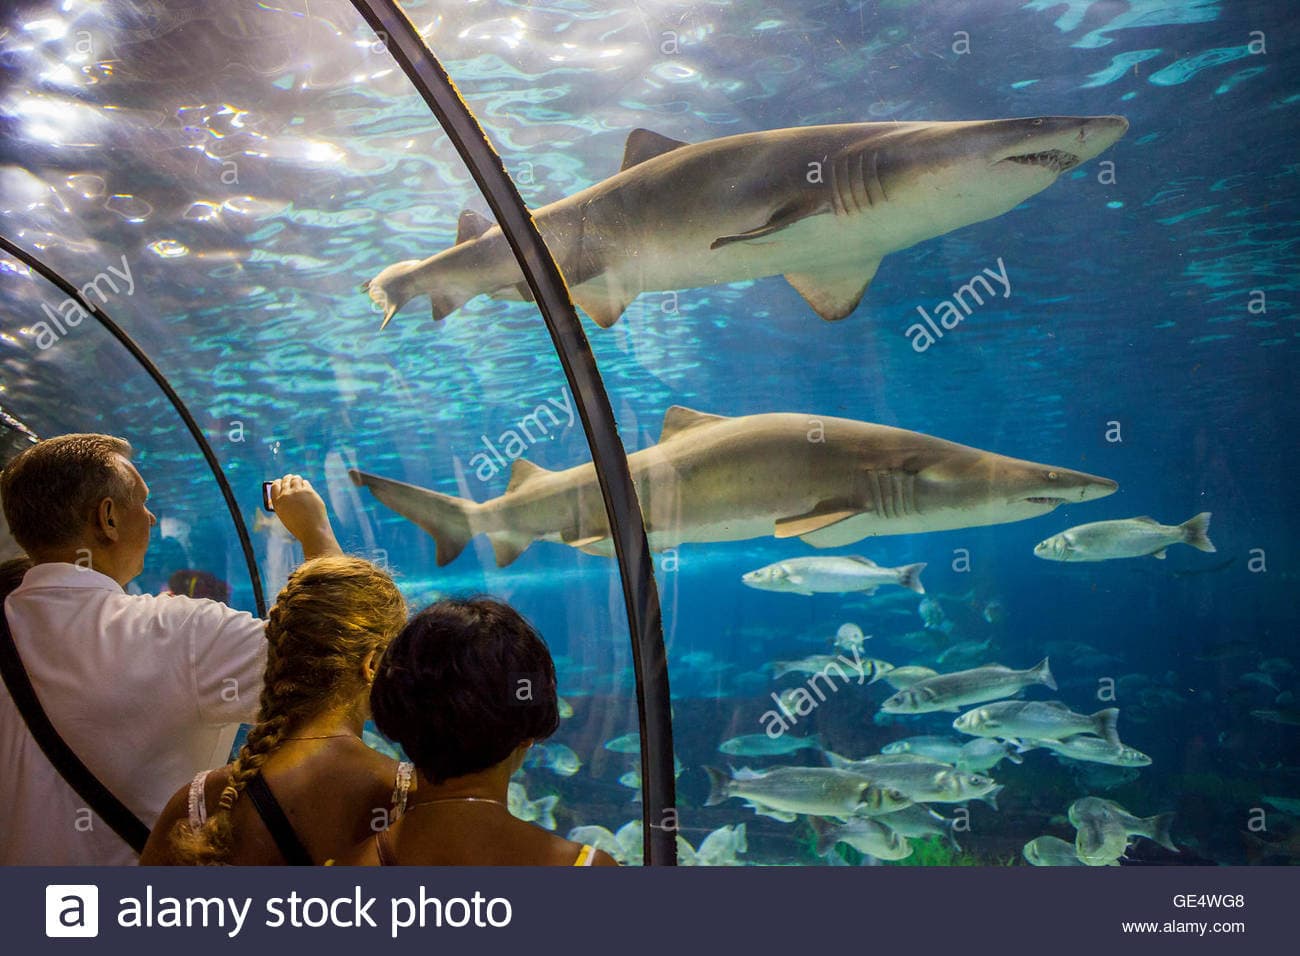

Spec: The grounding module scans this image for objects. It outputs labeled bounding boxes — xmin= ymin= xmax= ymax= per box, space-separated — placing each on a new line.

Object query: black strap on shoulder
xmin=0 ymin=605 xmax=151 ymax=853
xmin=244 ymin=773 xmax=314 ymax=865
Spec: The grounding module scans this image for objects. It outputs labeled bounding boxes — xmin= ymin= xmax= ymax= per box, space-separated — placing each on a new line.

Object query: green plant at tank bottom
xmin=886 ymin=836 xmax=1016 ymax=867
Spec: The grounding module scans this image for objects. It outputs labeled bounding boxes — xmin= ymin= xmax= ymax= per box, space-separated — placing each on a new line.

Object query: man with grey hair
xmin=0 ymin=434 xmax=342 ymax=864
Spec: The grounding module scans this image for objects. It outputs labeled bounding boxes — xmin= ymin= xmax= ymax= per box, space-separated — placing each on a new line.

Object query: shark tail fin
xmin=703 ymin=767 xmax=732 ymax=807
xmin=1032 ymin=657 xmax=1058 ymax=691
xmin=1181 ymin=512 xmax=1215 ymax=553
xmin=349 ymin=469 xmax=476 ymax=567
xmin=1093 ymin=707 xmax=1121 ymax=746
xmin=896 ymin=563 xmax=926 ymax=594
xmin=1144 ymin=812 xmax=1178 ymax=853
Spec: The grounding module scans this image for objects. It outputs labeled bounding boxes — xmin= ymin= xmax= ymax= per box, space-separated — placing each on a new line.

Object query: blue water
xmin=1 ymin=0 xmax=1297 ymax=864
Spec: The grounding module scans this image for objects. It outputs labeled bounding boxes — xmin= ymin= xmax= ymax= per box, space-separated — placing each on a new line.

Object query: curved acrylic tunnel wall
xmin=0 ymin=0 xmax=666 ymax=862
xmin=3 ymin=0 xmax=1298 ymax=870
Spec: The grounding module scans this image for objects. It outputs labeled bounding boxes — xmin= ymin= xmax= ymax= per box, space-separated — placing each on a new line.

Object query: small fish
xmin=918 ymin=597 xmax=947 ymax=629
xmin=604 ymin=732 xmax=642 ymax=753
xmin=704 ymin=766 xmax=910 ymax=820
xmin=881 ymin=665 xmax=939 ymax=691
xmin=556 ymin=696 xmax=574 ymax=719
xmin=1259 ymin=658 xmax=1294 ymax=676
xmin=934 ymin=638 xmax=993 ymax=667
xmin=881 ymin=736 xmax=966 ymax=763
xmin=692 ymin=823 xmax=748 ymax=866
xmin=1068 ymin=796 xmax=1176 ymax=866
xmin=826 ymin=755 xmax=1002 ymax=808
xmin=880 ymin=659 xmax=1056 ymax=714
xmin=742 ymin=555 xmax=926 ymax=596
xmin=1023 ymin=835 xmax=1086 ymax=866
xmin=1195 ymin=639 xmax=1253 ymax=662
xmin=833 ymin=623 xmax=869 ymax=654
xmin=981 ymin=600 xmax=1005 ymax=624
xmin=1240 ymin=672 xmax=1279 ymax=691
xmin=811 ymin=816 xmax=912 ymax=861
xmin=953 ymin=700 xmax=1121 ymax=747
xmin=615 ymin=820 xmax=643 ymax=865
xmin=1263 ymin=795 xmax=1300 ymax=816
xmin=566 ymin=825 xmax=623 ymax=860
xmin=955 ymin=738 xmax=1024 ymax=773
xmin=1037 ymin=734 xmax=1151 ymax=767
xmin=1251 ymin=708 xmax=1300 ymax=727
xmin=875 ymin=804 xmax=960 ymax=850
xmin=1034 ymin=513 xmax=1215 ymax=562
xmin=507 ymin=782 xmax=558 ymax=830
xmin=771 ymin=651 xmax=892 ymax=684
xmin=524 ymin=741 xmax=581 ymax=776
xmin=719 ymin=733 xmax=824 ymax=756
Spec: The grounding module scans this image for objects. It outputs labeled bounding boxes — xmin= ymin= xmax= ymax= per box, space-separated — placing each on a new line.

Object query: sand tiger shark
xmin=364 ymin=115 xmax=1127 ymax=328
xmin=348 ymin=406 xmax=1117 ymax=567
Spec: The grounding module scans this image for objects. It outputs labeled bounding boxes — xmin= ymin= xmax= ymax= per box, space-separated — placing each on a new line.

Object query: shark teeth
xmin=1003 ymin=149 xmax=1080 ymax=173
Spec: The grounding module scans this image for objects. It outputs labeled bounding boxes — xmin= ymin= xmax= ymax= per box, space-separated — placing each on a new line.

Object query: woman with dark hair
xmin=141 ymin=556 xmax=410 ymax=865
xmin=342 ymin=597 xmax=617 ymax=866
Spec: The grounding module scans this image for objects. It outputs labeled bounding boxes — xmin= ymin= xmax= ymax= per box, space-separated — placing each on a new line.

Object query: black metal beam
xmin=348 ymin=1 xmax=675 ymax=864
xmin=0 ymin=235 xmax=268 ymax=618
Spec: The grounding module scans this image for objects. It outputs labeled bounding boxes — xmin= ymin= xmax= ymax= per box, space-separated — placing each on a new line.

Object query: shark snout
xmin=990 ymin=115 xmax=1128 ymax=170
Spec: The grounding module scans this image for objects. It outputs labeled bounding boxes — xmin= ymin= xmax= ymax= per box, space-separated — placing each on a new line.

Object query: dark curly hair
xmin=370 ymin=597 xmax=560 ymax=783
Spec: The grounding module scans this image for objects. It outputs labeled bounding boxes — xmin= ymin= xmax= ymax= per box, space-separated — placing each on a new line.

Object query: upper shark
xmin=349 ymin=406 xmax=1118 ymax=567
xmin=365 ymin=115 xmax=1128 ymax=328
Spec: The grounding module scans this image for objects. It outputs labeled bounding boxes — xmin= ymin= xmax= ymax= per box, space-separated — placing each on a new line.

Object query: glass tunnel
xmin=1 ymin=0 xmax=1296 ymax=868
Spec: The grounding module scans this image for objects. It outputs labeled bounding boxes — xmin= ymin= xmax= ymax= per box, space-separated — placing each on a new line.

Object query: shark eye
xmin=1031 ymin=118 xmax=1044 ymax=126
xmin=1046 ymin=470 xmax=1059 ymax=481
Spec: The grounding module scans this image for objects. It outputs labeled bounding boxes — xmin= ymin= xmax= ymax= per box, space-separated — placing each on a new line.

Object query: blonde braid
xmin=169 ymin=556 xmax=406 ymax=865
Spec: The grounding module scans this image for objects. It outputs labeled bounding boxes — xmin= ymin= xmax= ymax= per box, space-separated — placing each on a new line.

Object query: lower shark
xmin=349 ymin=406 xmax=1118 ymax=567
xmin=365 ymin=115 xmax=1127 ymax=328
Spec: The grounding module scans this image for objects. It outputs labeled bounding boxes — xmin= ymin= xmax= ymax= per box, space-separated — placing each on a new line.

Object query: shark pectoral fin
xmin=567 ymin=535 xmax=613 ymax=556
xmin=488 ymin=532 xmax=533 ymax=567
xmin=710 ymin=199 xmax=817 ymax=250
xmin=775 ymin=507 xmax=859 ymax=540
xmin=573 ymin=287 xmax=633 ymax=328
xmin=620 ymin=129 xmax=690 ymax=170
xmin=1153 ymin=549 xmax=1168 ymax=560
xmin=784 ymin=259 xmax=882 ymax=321
xmin=659 ymin=405 xmax=728 ymax=442
xmin=506 ymin=458 xmax=554 ymax=494
xmin=456 ymin=209 xmax=494 ymax=244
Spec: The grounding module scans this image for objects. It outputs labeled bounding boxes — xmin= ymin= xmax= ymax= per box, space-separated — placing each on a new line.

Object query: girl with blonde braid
xmin=141 ymin=556 xmax=409 ymax=865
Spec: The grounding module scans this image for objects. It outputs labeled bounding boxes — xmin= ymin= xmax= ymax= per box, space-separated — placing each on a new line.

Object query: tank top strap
xmin=573 ymin=844 xmax=596 ymax=866
xmin=187 ymin=770 xmax=210 ymax=828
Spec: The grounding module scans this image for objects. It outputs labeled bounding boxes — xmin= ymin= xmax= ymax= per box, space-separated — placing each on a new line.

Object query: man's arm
xmin=268 ymin=474 xmax=342 ymax=559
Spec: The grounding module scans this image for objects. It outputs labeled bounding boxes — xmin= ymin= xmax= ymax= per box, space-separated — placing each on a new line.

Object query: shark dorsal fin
xmin=456 ymin=209 xmax=494 ymax=245
xmin=785 ymin=260 xmax=882 ymax=321
xmin=620 ymin=129 xmax=690 ymax=171
xmin=506 ymin=458 xmax=552 ymax=493
xmin=659 ymin=406 xmax=727 ymax=442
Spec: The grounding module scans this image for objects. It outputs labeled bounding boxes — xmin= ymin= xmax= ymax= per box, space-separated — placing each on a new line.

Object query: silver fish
xmin=881 ymin=736 xmax=967 ymax=763
xmin=743 ymin=555 xmax=926 ymax=596
xmin=1023 ymin=835 xmax=1086 ymax=866
xmin=881 ymin=665 xmax=939 ymax=690
xmin=719 ymin=733 xmax=824 ymax=756
xmin=1034 ymin=513 xmax=1215 ymax=562
xmin=1068 ymin=797 xmax=1176 ymax=866
xmin=880 ymin=658 xmax=1056 ymax=714
xmin=704 ymin=766 xmax=910 ymax=820
xmin=953 ymin=700 xmax=1120 ymax=747
xmin=1037 ymin=734 xmax=1151 ymax=767
xmin=812 ymin=817 xmax=912 ymax=861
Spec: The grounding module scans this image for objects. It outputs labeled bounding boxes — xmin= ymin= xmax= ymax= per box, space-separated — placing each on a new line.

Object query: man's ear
xmin=96 ymin=497 xmax=120 ymax=541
